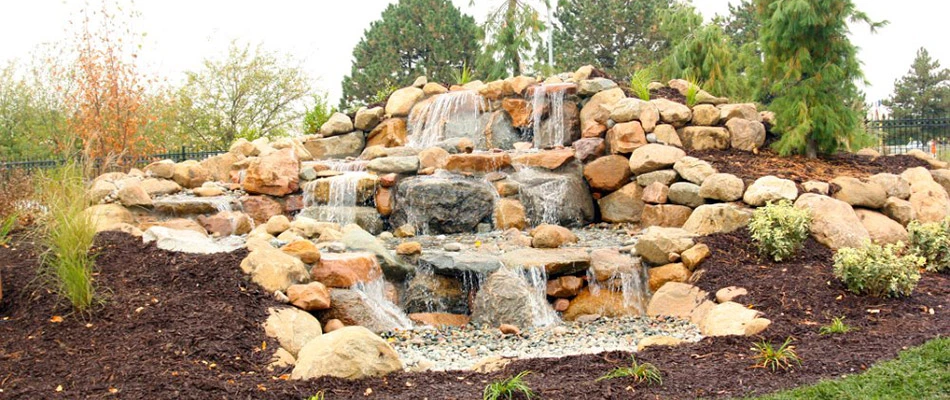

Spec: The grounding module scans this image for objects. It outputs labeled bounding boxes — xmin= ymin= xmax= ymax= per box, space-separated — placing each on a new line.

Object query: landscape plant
xmin=748 ymin=200 xmax=811 ymax=262
xmin=907 ymin=218 xmax=950 ymax=273
xmin=483 ymin=370 xmax=535 ymax=400
xmin=595 ymin=356 xmax=662 ymax=385
xmin=819 ymin=316 xmax=854 ymax=335
xmin=0 ymin=212 xmax=17 ymax=246
xmin=629 ymin=68 xmax=653 ymax=101
xmin=302 ymin=93 xmax=336 ymax=135
xmin=753 ymin=337 xmax=802 ymax=372
xmin=832 ymin=241 xmax=923 ymax=298
xmin=35 ymin=160 xmax=99 ymax=311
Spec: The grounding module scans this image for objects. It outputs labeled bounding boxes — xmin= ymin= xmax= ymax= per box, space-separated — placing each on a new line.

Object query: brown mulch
xmin=1 ymin=230 xmax=947 ymax=399
xmin=691 ymin=148 xmax=931 ymax=184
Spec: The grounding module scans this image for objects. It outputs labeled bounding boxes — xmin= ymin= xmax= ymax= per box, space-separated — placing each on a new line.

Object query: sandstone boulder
xmin=699 ymin=173 xmax=744 ymax=202
xmin=264 ymin=307 xmax=323 ymax=356
xmin=292 ymin=326 xmax=401 ymax=380
xmin=794 ymin=193 xmax=870 ymax=249
xmin=743 ymin=176 xmax=798 ymax=206
xmin=583 ymin=155 xmax=631 ymax=192
xmin=629 ymin=144 xmax=686 ymax=174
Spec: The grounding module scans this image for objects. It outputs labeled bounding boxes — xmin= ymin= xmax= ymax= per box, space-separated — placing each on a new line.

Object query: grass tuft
xmin=0 ymin=212 xmax=17 ymax=246
xmin=753 ymin=337 xmax=802 ymax=372
xmin=629 ymin=69 xmax=653 ymax=101
xmin=819 ymin=316 xmax=855 ymax=335
xmin=483 ymin=370 xmax=535 ymax=400
xmin=596 ymin=356 xmax=662 ymax=385
xmin=36 ymin=160 xmax=99 ymax=311
xmin=304 ymin=391 xmax=325 ymax=400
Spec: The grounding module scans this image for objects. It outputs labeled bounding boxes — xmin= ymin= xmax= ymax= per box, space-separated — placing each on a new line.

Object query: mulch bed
xmin=1 ymin=230 xmax=947 ymax=399
xmin=691 ymin=148 xmax=931 ymax=184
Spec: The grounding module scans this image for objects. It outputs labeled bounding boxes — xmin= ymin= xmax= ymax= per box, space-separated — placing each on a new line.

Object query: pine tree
xmin=757 ymin=0 xmax=885 ymax=158
xmin=477 ymin=0 xmax=547 ymax=79
xmin=340 ymin=0 xmax=481 ymax=109
xmin=718 ymin=0 xmax=758 ymax=47
xmin=884 ymin=47 xmax=950 ymax=119
xmin=553 ymin=0 xmax=674 ymax=77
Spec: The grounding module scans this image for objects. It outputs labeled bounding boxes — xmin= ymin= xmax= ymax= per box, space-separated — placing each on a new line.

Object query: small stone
xmin=444 ymin=242 xmax=462 ymax=252
xmin=396 ymin=242 xmax=422 ymax=256
xmin=715 ymin=286 xmax=748 ymax=303
xmin=499 ymin=324 xmax=521 ymax=335
xmin=553 ymin=298 xmax=570 ymax=312
xmin=323 ymin=319 xmax=345 ymax=333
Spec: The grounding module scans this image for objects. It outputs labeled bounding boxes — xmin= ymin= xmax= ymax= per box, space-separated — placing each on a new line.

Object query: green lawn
xmin=748 ymin=337 xmax=949 ymax=400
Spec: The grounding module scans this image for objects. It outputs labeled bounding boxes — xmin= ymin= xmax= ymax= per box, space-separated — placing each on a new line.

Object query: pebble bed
xmin=380 ymin=316 xmax=701 ymax=371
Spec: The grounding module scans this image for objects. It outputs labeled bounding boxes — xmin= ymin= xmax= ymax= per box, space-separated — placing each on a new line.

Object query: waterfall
xmin=407 ymin=90 xmax=486 ymax=148
xmin=514 ymin=166 xmax=569 ymax=226
xmin=522 ymin=266 xmax=560 ymax=327
xmin=586 ymin=264 xmax=649 ymax=315
xmin=301 ymin=161 xmax=372 ymax=226
xmin=531 ymin=84 xmax=571 ymax=148
xmin=352 ymin=278 xmax=413 ymax=330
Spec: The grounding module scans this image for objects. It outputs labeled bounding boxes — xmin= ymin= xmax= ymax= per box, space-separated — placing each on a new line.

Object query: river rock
xmin=366 ymin=118 xmax=407 ymax=148
xmin=629 ymin=144 xmax=686 ymax=174
xmin=668 ymin=182 xmax=704 ymax=208
xmin=172 ymin=160 xmax=210 ymax=189
xmin=303 ymin=132 xmax=366 ymax=160
xmin=725 ymin=118 xmax=766 ymax=151
xmin=794 ymin=193 xmax=870 ymax=249
xmin=680 ymin=126 xmax=730 ymax=151
xmin=831 ymin=176 xmax=887 ymax=209
xmin=683 ymin=203 xmax=753 ymax=235
xmin=651 ymin=98 xmax=691 ymax=127
xmin=530 ymin=224 xmax=578 ymax=249
xmin=501 ymin=248 xmax=591 ymax=276
xmin=265 ymin=215 xmax=291 ymax=235
xmin=699 ymin=173 xmax=744 ymax=201
xmin=355 ymin=106 xmax=385 ymax=131
xmin=470 ymin=268 xmax=556 ymax=329
xmin=606 ymin=121 xmax=646 ymax=154
xmin=292 ymin=326 xmax=402 ymax=380
xmin=264 ymin=307 xmax=323 ymax=356
xmin=391 ymin=176 xmax=495 ymax=234
xmin=635 ymin=227 xmax=695 ymax=266
xmin=868 ymin=173 xmax=911 ymax=200
xmin=673 ymin=156 xmax=716 ymax=185
xmin=641 ymin=204 xmax=692 ymax=228
xmin=546 ymin=276 xmax=585 ymax=298
xmin=598 ymin=182 xmax=645 ymax=223
xmin=562 ymin=288 xmax=642 ymax=321
xmin=743 ymin=176 xmax=798 ymax=206
xmin=855 ymin=209 xmax=908 ymax=244
xmin=240 ymin=247 xmax=310 ymax=292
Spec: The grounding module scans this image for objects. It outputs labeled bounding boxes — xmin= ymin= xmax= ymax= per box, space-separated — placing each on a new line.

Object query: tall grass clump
xmin=629 ymin=68 xmax=653 ymax=101
xmin=748 ymin=200 xmax=812 ymax=262
xmin=483 ymin=371 xmax=535 ymax=400
xmin=907 ymin=218 xmax=950 ymax=273
xmin=36 ymin=161 xmax=99 ymax=311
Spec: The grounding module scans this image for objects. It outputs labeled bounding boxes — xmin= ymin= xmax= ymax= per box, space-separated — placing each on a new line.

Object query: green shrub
xmin=452 ymin=62 xmax=474 ymax=86
xmin=483 ymin=371 xmax=535 ymax=400
xmin=36 ymin=161 xmax=99 ymax=311
xmin=596 ymin=356 xmax=662 ymax=385
xmin=629 ymin=69 xmax=652 ymax=101
xmin=907 ymin=218 xmax=950 ymax=273
xmin=753 ymin=337 xmax=801 ymax=372
xmin=833 ymin=242 xmax=923 ymax=298
xmin=302 ymin=93 xmax=336 ymax=134
xmin=748 ymin=200 xmax=812 ymax=262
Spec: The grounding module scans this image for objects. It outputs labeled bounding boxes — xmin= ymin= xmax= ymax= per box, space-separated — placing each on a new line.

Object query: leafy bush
xmin=753 ymin=337 xmax=801 ymax=372
xmin=452 ymin=62 xmax=474 ymax=86
xmin=36 ymin=161 xmax=99 ymax=311
xmin=302 ymin=93 xmax=336 ymax=135
xmin=596 ymin=356 xmax=662 ymax=385
xmin=629 ymin=69 xmax=652 ymax=101
xmin=833 ymin=242 xmax=923 ymax=298
xmin=907 ymin=218 xmax=950 ymax=273
xmin=819 ymin=316 xmax=854 ymax=335
xmin=483 ymin=371 xmax=535 ymax=400
xmin=748 ymin=200 xmax=812 ymax=262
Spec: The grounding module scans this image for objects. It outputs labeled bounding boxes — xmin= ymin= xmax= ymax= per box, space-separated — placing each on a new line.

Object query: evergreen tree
xmin=340 ymin=0 xmax=481 ymax=109
xmin=757 ymin=0 xmax=885 ymax=157
xmin=553 ymin=0 xmax=674 ymax=77
xmin=477 ymin=0 xmax=547 ymax=79
xmin=884 ymin=47 xmax=950 ymax=119
xmin=718 ymin=0 xmax=758 ymax=47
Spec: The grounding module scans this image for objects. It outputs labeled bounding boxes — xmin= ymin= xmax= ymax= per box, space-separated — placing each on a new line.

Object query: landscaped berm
xmin=1 ymin=69 xmax=948 ymax=399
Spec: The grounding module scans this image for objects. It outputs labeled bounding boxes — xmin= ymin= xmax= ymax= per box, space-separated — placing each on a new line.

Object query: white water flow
xmin=515 ymin=167 xmax=568 ymax=226
xmin=531 ymin=84 xmax=570 ymax=148
xmin=352 ymin=279 xmax=413 ymax=329
xmin=586 ymin=266 xmax=650 ymax=314
xmin=302 ymin=161 xmax=371 ymax=226
xmin=407 ymin=90 xmax=485 ymax=148
xmin=523 ymin=266 xmax=560 ymax=327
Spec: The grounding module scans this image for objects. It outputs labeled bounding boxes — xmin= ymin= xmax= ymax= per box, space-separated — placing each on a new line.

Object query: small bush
xmin=748 ymin=200 xmax=812 ymax=262
xmin=302 ymin=93 xmax=336 ymax=134
xmin=819 ymin=316 xmax=854 ymax=335
xmin=483 ymin=371 xmax=535 ymax=400
xmin=907 ymin=218 xmax=950 ymax=273
xmin=629 ymin=69 xmax=652 ymax=101
xmin=36 ymin=161 xmax=99 ymax=311
xmin=833 ymin=241 xmax=923 ymax=298
xmin=596 ymin=356 xmax=662 ymax=385
xmin=753 ymin=337 xmax=801 ymax=372
xmin=452 ymin=62 xmax=474 ymax=86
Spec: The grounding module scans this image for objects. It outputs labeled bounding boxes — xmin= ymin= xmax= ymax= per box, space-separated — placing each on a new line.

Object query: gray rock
xmin=303 ymin=132 xmax=366 ymax=160
xmin=366 ymin=156 xmax=420 ymax=174
xmin=636 ymin=169 xmax=679 ymax=187
xmin=391 ymin=176 xmax=495 ymax=234
xmin=512 ymin=163 xmax=595 ymax=227
xmin=500 ymin=248 xmax=591 ymax=276
xmin=419 ymin=251 xmax=504 ymax=278
xmin=444 ymin=110 xmax=521 ymax=150
xmin=403 ymin=272 xmax=469 ymax=314
xmin=470 ymin=268 xmax=558 ymax=329
xmin=668 ymin=182 xmax=704 ymax=208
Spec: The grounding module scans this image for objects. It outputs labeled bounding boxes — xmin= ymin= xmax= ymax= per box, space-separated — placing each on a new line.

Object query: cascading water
xmin=522 ymin=266 xmax=560 ymax=327
xmin=407 ymin=90 xmax=486 ymax=148
xmin=352 ymin=278 xmax=413 ymax=330
xmin=531 ymin=83 xmax=572 ymax=148
xmin=513 ymin=166 xmax=569 ymax=226
xmin=301 ymin=161 xmax=373 ymax=226
xmin=586 ymin=265 xmax=650 ymax=315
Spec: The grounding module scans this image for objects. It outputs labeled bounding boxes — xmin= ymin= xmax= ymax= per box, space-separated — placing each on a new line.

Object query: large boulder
xmin=264 ymin=307 xmax=323 ymax=356
xmin=292 ymin=326 xmax=402 ymax=380
xmin=403 ymin=272 xmax=468 ymax=314
xmin=690 ymin=104 xmax=720 ymax=126
xmin=512 ymin=164 xmax=595 ymax=227
xmin=366 ymin=118 xmax=408 ymax=148
xmin=386 ymin=87 xmax=424 ymax=117
xmin=501 ymin=248 xmax=591 ymax=276
xmin=418 ymin=251 xmax=504 ymax=277
xmin=243 ymin=148 xmax=300 ymax=197
xmin=718 ymin=103 xmax=761 ymax=122
xmin=699 ymin=173 xmax=745 ymax=202
xmin=700 ymin=301 xmax=771 ymax=337
xmin=354 ymin=106 xmax=385 ymax=131
xmin=116 ymin=185 xmax=152 ymax=208
xmin=598 ymin=182 xmax=645 ymax=223
xmin=629 ymin=144 xmax=686 ymax=174
xmin=495 ymin=198 xmax=527 ymax=230
xmin=647 ymin=282 xmax=714 ymax=325
xmin=647 ymin=263 xmax=690 ymax=292
xmin=610 ymin=98 xmax=660 ymax=132
xmin=831 ymin=177 xmax=887 ymax=209
xmin=682 ymin=203 xmax=753 ymax=235
xmin=84 ymin=204 xmax=134 ymax=232
xmin=668 ymin=182 xmax=704 ymax=208
xmin=606 ymin=121 xmax=647 ymax=154
xmin=743 ymin=176 xmax=798 ymax=206
xmin=319 ymin=112 xmax=354 ymax=136
xmin=909 ymin=181 xmax=950 ymax=223
xmin=391 ymin=176 xmax=495 ymax=234
xmin=580 ymin=88 xmax=625 ymax=137
xmin=341 ymin=224 xmax=411 ymax=280
xmin=855 ymin=209 xmax=909 ymax=245
xmin=578 ymin=77 xmax=618 ymax=95
xmin=470 ymin=268 xmax=557 ymax=329
xmin=583 ymin=155 xmax=632 ymax=192
xmin=641 ymin=204 xmax=693 ymax=228
xmin=311 ymin=252 xmax=383 ymax=288
xmin=240 ymin=247 xmax=310 ymax=292
xmin=673 ymin=156 xmax=716 ymax=185
xmin=883 ymin=197 xmax=917 ymax=226
xmin=303 ymin=132 xmax=366 ymax=160
xmin=316 ymin=288 xmax=412 ymax=333
xmin=366 ymin=156 xmax=419 ymax=174
xmin=651 ymin=98 xmax=692 ymax=127
xmin=200 ymin=152 xmax=243 ymax=182
xmin=794 ymin=193 xmax=870 ymax=250
xmin=635 ymin=227 xmax=695 ymax=266
xmin=171 ymin=160 xmax=210 ymax=189
xmin=725 ymin=118 xmax=766 ymax=151
xmin=679 ymin=127 xmax=730 ymax=151
xmin=143 ymin=226 xmax=244 ymax=254
xmin=868 ymin=173 xmax=911 ymax=200
xmin=139 ymin=178 xmax=181 ymax=197
xmin=562 ymin=288 xmax=642 ymax=321
xmin=287 ymin=281 xmax=332 ymax=310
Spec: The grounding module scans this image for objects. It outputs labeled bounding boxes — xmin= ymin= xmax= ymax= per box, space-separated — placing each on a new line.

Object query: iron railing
xmin=867 ymin=116 xmax=950 ymax=157
xmin=0 ymin=146 xmax=228 ymax=172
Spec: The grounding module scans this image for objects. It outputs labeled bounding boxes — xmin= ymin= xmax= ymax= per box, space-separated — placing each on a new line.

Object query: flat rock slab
xmin=500 ymin=248 xmax=591 ymax=276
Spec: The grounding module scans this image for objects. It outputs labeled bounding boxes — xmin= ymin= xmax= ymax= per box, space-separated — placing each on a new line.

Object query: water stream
xmin=522 ymin=266 xmax=560 ymax=327
xmin=407 ymin=90 xmax=486 ymax=148
xmin=352 ymin=278 xmax=414 ymax=330
xmin=301 ymin=161 xmax=373 ymax=226
xmin=530 ymin=83 xmax=573 ymax=148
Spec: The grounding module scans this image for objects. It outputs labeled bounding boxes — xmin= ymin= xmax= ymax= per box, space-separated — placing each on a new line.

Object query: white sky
xmin=0 ymin=0 xmax=946 ymax=106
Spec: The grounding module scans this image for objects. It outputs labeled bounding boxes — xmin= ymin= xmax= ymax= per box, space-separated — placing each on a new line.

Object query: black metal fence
xmin=0 ymin=146 xmax=228 ymax=172
xmin=867 ymin=116 xmax=950 ymax=157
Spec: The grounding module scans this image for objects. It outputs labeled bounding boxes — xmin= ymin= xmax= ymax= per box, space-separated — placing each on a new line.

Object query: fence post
xmin=180 ymin=145 xmax=186 ymax=162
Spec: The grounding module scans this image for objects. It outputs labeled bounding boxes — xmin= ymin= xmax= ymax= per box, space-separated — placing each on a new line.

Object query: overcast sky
xmin=0 ymin=0 xmax=945 ymax=106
